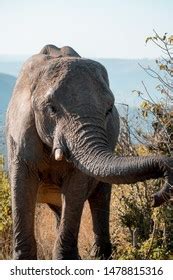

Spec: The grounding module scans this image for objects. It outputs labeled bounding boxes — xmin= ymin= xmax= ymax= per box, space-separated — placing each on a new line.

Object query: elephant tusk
xmin=54 ymin=148 xmax=63 ymax=161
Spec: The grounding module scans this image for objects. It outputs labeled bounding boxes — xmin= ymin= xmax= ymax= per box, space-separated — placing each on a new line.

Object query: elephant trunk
xmin=70 ymin=145 xmax=166 ymax=185
xmin=61 ymin=118 xmax=173 ymax=207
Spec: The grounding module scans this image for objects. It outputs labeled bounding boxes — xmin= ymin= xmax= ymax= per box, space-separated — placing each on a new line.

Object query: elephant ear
xmin=7 ymin=55 xmax=45 ymax=162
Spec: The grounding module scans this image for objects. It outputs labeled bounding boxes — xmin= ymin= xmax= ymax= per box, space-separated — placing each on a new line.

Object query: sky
xmin=0 ymin=0 xmax=172 ymax=58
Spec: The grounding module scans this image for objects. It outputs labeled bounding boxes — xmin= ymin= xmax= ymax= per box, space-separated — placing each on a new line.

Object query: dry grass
xmin=35 ymin=202 xmax=93 ymax=259
xmin=0 ymin=229 xmax=12 ymax=260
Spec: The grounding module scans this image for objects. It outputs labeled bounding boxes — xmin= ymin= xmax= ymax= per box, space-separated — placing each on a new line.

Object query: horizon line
xmin=0 ymin=54 xmax=157 ymax=60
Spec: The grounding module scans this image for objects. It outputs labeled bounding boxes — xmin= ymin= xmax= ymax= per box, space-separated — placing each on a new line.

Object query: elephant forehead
xmin=32 ymin=57 xmax=112 ymax=102
xmin=43 ymin=57 xmax=107 ymax=82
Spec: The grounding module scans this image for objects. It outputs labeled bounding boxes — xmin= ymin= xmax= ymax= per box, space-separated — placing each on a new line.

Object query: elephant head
xmin=29 ymin=51 xmax=173 ymax=207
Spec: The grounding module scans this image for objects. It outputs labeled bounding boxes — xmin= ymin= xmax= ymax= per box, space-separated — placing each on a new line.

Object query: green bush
xmin=0 ymin=155 xmax=12 ymax=259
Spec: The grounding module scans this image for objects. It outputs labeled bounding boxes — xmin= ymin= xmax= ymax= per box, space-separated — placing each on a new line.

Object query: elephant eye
xmin=106 ymin=106 xmax=113 ymax=117
xmin=48 ymin=105 xmax=57 ymax=114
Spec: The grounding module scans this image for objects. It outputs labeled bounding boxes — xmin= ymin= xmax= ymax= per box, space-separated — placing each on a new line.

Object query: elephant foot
xmin=13 ymin=241 xmax=37 ymax=260
xmin=53 ymin=254 xmax=81 ymax=260
xmin=53 ymin=247 xmax=81 ymax=260
xmin=90 ymin=241 xmax=112 ymax=259
xmin=152 ymin=182 xmax=173 ymax=207
xmin=13 ymin=252 xmax=37 ymax=260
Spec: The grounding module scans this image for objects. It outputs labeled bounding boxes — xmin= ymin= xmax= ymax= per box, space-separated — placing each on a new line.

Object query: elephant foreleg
xmin=88 ymin=182 xmax=112 ymax=259
xmin=10 ymin=161 xmax=39 ymax=259
xmin=53 ymin=172 xmax=87 ymax=260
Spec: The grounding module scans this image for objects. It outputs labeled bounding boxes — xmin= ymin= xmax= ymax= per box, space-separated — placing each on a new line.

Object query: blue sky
xmin=0 ymin=0 xmax=172 ymax=58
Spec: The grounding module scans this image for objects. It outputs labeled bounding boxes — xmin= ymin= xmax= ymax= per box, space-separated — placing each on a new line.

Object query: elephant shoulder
xmin=6 ymin=88 xmax=43 ymax=162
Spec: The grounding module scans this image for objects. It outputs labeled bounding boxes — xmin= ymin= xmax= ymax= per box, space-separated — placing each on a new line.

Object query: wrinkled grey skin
xmin=6 ymin=45 xmax=173 ymax=260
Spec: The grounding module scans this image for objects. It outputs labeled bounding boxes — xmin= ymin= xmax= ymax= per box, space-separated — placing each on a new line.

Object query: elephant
xmin=6 ymin=44 xmax=173 ymax=260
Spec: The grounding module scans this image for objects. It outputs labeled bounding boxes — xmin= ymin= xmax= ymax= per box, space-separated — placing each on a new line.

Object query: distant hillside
xmin=0 ymin=73 xmax=16 ymax=112
xmin=0 ymin=55 xmax=26 ymax=76
xmin=0 ymin=73 xmax=16 ymax=155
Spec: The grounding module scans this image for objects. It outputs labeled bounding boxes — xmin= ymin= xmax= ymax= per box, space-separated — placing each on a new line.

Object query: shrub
xmin=0 ymin=155 xmax=12 ymax=259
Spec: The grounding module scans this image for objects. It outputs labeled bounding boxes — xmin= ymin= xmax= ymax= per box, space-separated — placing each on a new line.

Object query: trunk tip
xmin=151 ymin=182 xmax=172 ymax=208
